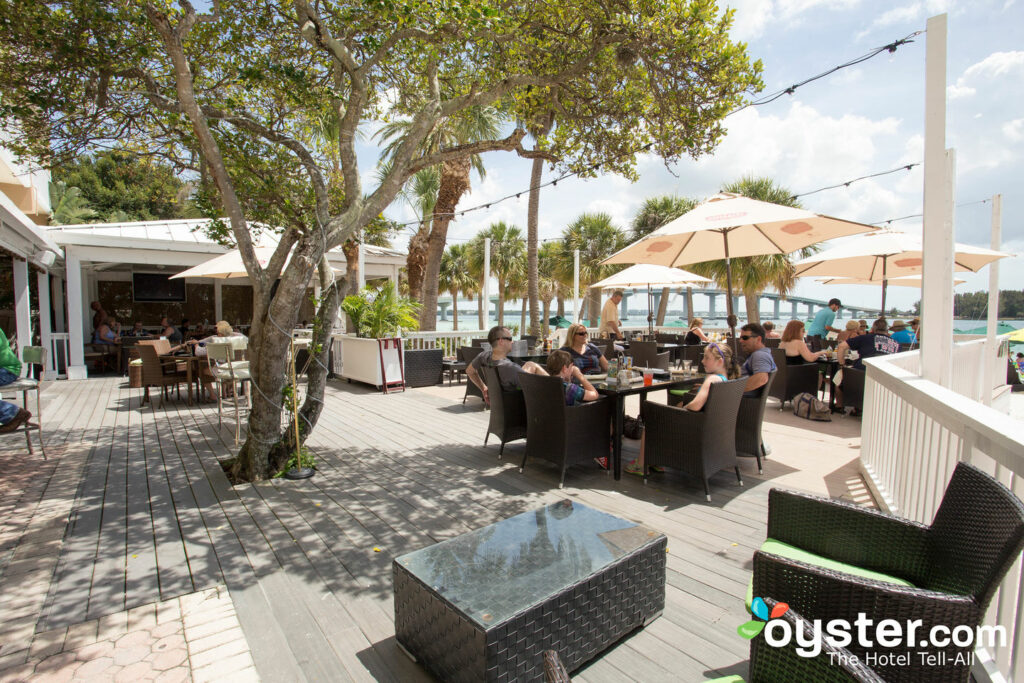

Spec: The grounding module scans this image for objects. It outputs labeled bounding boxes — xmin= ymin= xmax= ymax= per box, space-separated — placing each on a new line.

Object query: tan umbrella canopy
xmin=590 ymin=264 xmax=711 ymax=334
xmin=817 ymin=275 xmax=967 ymax=287
xmin=794 ymin=230 xmax=1009 ymax=311
xmin=171 ymin=246 xmax=284 ymax=280
xmin=603 ymin=192 xmax=877 ymax=335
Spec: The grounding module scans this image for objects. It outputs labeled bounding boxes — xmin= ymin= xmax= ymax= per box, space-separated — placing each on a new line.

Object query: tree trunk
xmin=685 ymin=287 xmax=695 ymax=323
xmin=452 ymin=290 xmax=459 ymax=331
xmin=497 ymin=278 xmax=505 ymax=324
xmin=744 ymin=286 xmax=761 ymax=324
xmin=269 ymin=260 xmax=340 ymax=468
xmin=526 ymin=156 xmax=544 ymax=336
xmin=556 ymin=297 xmax=564 ymax=317
xmin=587 ymin=289 xmax=602 ymax=326
xmin=341 ymin=239 xmax=360 ymax=332
xmin=656 ymin=286 xmax=670 ymax=326
xmin=229 ymin=240 xmax=319 ymax=482
xmin=520 ymin=297 xmax=527 ymax=335
xmin=418 ymin=157 xmax=473 ymax=331
xmin=542 ymin=299 xmax=551 ymax=336
xmin=406 ymin=221 xmax=430 ymax=302
xmin=477 ymin=288 xmax=485 ymax=330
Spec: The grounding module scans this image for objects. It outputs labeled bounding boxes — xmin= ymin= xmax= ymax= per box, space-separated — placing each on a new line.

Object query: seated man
xmin=889 ymin=320 xmax=917 ymax=345
xmin=545 ymin=350 xmax=599 ymax=405
xmin=738 ymin=322 xmax=777 ymax=397
xmin=466 ymin=325 xmax=547 ymax=405
xmin=0 ymin=327 xmax=30 ymax=433
xmin=124 ymin=321 xmax=151 ymax=338
xmin=838 ymin=318 xmax=900 ymax=370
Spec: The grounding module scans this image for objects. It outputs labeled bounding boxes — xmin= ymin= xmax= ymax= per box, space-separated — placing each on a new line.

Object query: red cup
xmin=642 ymin=370 xmax=653 ymax=386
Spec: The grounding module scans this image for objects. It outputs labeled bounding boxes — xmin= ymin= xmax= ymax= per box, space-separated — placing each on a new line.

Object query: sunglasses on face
xmin=739 ymin=335 xmax=753 ymax=340
xmin=575 ymin=331 xmax=588 ymax=336
xmin=497 ymin=336 xmax=513 ymax=342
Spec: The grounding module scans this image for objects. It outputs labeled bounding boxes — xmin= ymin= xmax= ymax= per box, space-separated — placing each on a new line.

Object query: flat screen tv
xmin=132 ymin=273 xmax=186 ymax=302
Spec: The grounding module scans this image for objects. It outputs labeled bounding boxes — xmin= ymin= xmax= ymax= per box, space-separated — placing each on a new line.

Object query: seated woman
xmin=836 ymin=319 xmax=860 ymax=344
xmin=189 ymin=321 xmax=248 ymax=401
xmin=559 ymin=323 xmax=608 ymax=374
xmin=763 ymin=321 xmax=781 ymax=339
xmin=545 ymin=350 xmax=599 ymax=405
xmin=684 ymin=317 xmax=709 ymax=345
xmin=93 ymin=317 xmax=121 ymax=345
xmin=779 ymin=320 xmax=824 ymax=365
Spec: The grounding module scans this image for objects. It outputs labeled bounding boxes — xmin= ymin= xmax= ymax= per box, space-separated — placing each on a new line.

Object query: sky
xmin=358 ymin=0 xmax=1024 ymax=315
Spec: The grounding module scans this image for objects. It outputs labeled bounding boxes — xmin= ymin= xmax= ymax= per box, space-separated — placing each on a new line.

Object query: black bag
xmin=792 ymin=392 xmax=831 ymax=421
xmin=623 ymin=415 xmax=644 ymax=439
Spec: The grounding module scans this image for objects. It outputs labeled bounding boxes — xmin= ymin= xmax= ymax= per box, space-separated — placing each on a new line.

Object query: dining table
xmin=591 ymin=373 xmax=704 ymax=480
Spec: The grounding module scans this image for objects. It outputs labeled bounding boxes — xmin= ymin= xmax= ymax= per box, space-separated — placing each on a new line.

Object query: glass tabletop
xmin=395 ymin=500 xmax=661 ymax=628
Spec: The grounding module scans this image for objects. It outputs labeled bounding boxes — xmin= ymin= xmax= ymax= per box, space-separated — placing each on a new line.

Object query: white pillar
xmin=573 ymin=249 xmax=580 ymax=323
xmin=12 ymin=258 xmax=31 ymax=354
xmin=483 ymin=238 xmax=491 ymax=324
xmin=214 ymin=279 xmax=223 ymax=321
xmin=982 ymin=195 xmax=1002 ymax=406
xmin=64 ymin=246 xmax=88 ymax=379
xmin=920 ymin=13 xmax=952 ymax=388
xmin=37 ymin=270 xmax=54 ymax=375
xmin=357 ymin=243 xmax=365 ymax=289
xmin=51 ymin=275 xmax=65 ymax=333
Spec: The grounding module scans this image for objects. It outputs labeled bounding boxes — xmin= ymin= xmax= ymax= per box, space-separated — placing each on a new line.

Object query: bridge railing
xmin=860 ymin=340 xmax=1023 ymax=682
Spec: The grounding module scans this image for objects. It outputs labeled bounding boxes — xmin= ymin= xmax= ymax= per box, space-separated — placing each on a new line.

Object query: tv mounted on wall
xmin=132 ymin=273 xmax=186 ymax=302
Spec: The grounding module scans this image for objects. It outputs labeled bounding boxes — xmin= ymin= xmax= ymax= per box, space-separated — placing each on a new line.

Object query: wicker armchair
xmin=838 ymin=366 xmax=865 ymax=413
xmin=460 ymin=346 xmax=484 ymax=404
xmin=748 ymin=598 xmax=885 ymax=682
xmin=751 ymin=462 xmax=1024 ymax=683
xmin=736 ymin=370 xmax=776 ymax=473
xmin=768 ymin=348 xmax=819 ymax=409
xmin=641 ymin=378 xmax=746 ymax=501
xmin=628 ymin=340 xmax=670 ymax=370
xmin=403 ymin=348 xmax=443 ymax=387
xmin=480 ymin=366 xmax=528 ymax=456
xmin=137 ymin=344 xmax=186 ymax=407
xmin=518 ymin=373 xmax=611 ymax=488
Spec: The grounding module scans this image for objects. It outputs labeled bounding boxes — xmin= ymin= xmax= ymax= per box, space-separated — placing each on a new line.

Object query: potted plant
xmin=339 ymin=282 xmax=421 ymax=390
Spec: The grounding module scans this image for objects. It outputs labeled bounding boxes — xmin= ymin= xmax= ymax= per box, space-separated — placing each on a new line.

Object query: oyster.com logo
xmin=737 ymin=596 xmax=788 ymax=639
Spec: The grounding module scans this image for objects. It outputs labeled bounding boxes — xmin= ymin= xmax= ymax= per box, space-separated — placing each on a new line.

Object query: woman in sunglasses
xmin=560 ymin=323 xmax=608 ymax=374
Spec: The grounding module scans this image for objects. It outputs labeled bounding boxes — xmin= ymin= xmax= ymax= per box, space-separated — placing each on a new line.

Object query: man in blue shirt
xmin=739 ymin=323 xmax=777 ymax=397
xmin=806 ymin=298 xmax=842 ymax=351
xmin=889 ymin=320 xmax=917 ymax=345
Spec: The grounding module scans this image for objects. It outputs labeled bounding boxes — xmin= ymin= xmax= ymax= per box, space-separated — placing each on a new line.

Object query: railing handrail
xmin=865 ymin=352 xmax=1024 ymax=474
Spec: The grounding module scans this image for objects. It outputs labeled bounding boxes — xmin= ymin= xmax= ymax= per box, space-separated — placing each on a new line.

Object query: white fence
xmin=860 ymin=341 xmax=1024 ymax=682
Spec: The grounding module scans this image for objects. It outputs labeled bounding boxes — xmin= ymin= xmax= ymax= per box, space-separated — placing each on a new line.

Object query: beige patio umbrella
xmin=602 ymin=192 xmax=878 ymax=336
xmin=589 ymin=264 xmax=711 ymax=334
xmin=170 ymin=246 xmax=284 ymax=280
xmin=817 ymin=275 xmax=967 ymax=287
xmin=794 ymin=230 xmax=1010 ymax=312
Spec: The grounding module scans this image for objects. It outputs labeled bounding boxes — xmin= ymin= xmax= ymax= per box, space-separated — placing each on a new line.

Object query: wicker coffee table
xmin=393 ymin=500 xmax=666 ymax=682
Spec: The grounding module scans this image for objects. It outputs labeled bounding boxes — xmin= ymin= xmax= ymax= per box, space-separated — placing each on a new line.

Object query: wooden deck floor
xmin=0 ymin=375 xmax=867 ymax=682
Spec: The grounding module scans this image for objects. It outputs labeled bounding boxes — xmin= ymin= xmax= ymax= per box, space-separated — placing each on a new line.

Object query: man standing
xmin=806 ymin=298 xmax=842 ymax=351
xmin=0 ymin=328 xmax=30 ymax=433
xmin=598 ymin=290 xmax=624 ymax=339
xmin=838 ymin=318 xmax=900 ymax=370
xmin=466 ymin=326 xmax=547 ymax=405
xmin=738 ymin=322 xmax=777 ymax=397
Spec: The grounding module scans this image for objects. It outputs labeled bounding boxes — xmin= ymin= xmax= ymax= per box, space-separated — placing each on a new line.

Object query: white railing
xmin=860 ymin=344 xmax=1024 ymax=682
xmin=403 ymin=330 xmax=489 ymax=357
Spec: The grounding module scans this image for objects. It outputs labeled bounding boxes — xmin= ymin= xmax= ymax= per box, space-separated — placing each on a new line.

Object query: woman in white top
xmin=779 ymin=320 xmax=825 ymax=365
xmin=189 ymin=321 xmax=247 ymax=401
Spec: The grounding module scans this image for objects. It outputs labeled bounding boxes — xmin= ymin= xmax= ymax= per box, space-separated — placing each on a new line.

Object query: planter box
xmin=338 ymin=335 xmax=405 ymax=392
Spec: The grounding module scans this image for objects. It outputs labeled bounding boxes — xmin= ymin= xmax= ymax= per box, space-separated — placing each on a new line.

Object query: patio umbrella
xmin=171 ymin=246 xmax=342 ymax=280
xmin=602 ymin=192 xmax=878 ymax=337
xmin=955 ymin=322 xmax=1018 ymax=335
xmin=589 ymin=264 xmax=711 ymax=335
xmin=818 ymin=275 xmax=966 ymax=287
xmin=1008 ymin=328 xmax=1024 ymax=343
xmin=793 ymin=230 xmax=1010 ymax=313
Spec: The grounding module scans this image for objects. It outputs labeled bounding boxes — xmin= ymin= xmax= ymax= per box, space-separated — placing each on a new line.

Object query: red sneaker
xmin=593 ymin=456 xmax=608 ymax=470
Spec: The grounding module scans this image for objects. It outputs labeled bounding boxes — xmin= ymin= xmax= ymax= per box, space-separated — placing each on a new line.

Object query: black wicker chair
xmin=403 ymin=348 xmax=444 ymax=388
xmin=518 ymin=373 xmax=611 ymax=488
xmin=481 ymin=366 xmax=527 ymax=456
xmin=471 ymin=337 xmax=488 ymax=348
xmin=765 ymin=337 xmax=781 ymax=348
xmin=748 ymin=598 xmax=885 ymax=682
xmin=838 ymin=366 xmax=865 ymax=413
xmin=752 ymin=462 xmax=1024 ymax=683
xmin=736 ymin=370 xmax=776 ymax=474
xmin=460 ymin=346 xmax=485 ymax=404
xmin=768 ymin=348 xmax=819 ymax=410
xmin=655 ymin=333 xmax=681 ymax=344
xmin=641 ymin=378 xmax=746 ymax=501
xmin=628 ymin=340 xmax=670 ymax=370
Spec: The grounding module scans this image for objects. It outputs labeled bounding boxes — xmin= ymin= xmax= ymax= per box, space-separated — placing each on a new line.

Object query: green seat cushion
xmin=705 ymin=677 xmax=745 ymax=683
xmin=746 ymin=538 xmax=914 ymax=610
xmin=669 ymin=388 xmax=691 ymax=396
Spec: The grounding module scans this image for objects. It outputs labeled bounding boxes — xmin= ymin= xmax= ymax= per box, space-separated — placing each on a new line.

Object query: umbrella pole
xmin=880 ymin=257 xmax=888 ymax=320
xmin=723 ymin=231 xmax=737 ymax=353
xmin=648 ymin=284 xmax=654 ymax=337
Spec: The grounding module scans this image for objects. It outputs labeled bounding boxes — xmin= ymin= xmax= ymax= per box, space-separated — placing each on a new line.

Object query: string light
xmin=869 ymin=198 xmax=991 ymax=226
xmin=791 ymin=163 xmax=919 ymax=200
xmin=381 ymin=29 xmax=923 ymax=229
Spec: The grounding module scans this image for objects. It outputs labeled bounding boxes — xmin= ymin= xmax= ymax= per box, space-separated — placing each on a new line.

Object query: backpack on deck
xmin=792 ymin=392 xmax=832 ymax=421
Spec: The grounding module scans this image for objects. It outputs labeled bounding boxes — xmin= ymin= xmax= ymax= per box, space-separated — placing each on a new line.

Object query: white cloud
xmin=726 ymin=0 xmax=859 ymax=41
xmin=948 ymin=51 xmax=1024 ymax=100
xmin=855 ymin=2 xmax=922 ymax=39
xmin=1004 ymin=118 xmax=1024 ymax=142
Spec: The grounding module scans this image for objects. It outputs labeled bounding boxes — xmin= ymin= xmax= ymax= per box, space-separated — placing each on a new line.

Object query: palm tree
xmin=554 ymin=213 xmax=626 ymax=324
xmin=438 ymin=243 xmax=477 ymax=331
xmin=538 ymin=242 xmax=569 ymax=336
xmin=688 ymin=176 xmax=813 ymax=323
xmin=376 ymin=106 xmax=506 ymax=330
xmin=630 ymin=195 xmax=699 ymax=325
xmin=48 ymin=181 xmax=96 ymax=224
xmin=524 ymin=111 xmax=556 ymax=337
xmin=470 ymin=222 xmax=526 ymax=326
xmin=394 ymin=166 xmax=440 ymax=300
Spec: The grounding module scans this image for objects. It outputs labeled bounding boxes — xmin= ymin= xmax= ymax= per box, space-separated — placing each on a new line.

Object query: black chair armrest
xmin=767 ymin=489 xmax=930 ymax=581
xmin=643 ymin=400 xmax=702 ymax=429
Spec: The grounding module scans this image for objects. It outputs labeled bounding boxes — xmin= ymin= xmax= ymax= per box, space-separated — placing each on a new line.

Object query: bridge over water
xmin=435 ymin=288 xmax=882 ymax=322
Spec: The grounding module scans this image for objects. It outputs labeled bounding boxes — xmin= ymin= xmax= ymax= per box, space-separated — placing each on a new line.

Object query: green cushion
xmin=669 ymin=388 xmax=691 ymax=396
xmin=705 ymin=677 xmax=745 ymax=683
xmin=22 ymin=346 xmax=44 ymax=364
xmin=746 ymin=538 xmax=914 ymax=610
